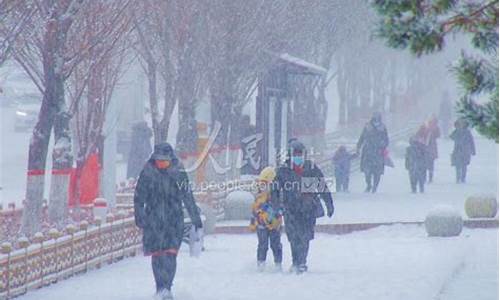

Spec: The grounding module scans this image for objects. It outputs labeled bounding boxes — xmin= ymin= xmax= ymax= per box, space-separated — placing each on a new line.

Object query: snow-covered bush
xmin=224 ymin=190 xmax=254 ymax=221
xmin=465 ymin=195 xmax=498 ymax=218
xmin=424 ymin=205 xmax=463 ymax=237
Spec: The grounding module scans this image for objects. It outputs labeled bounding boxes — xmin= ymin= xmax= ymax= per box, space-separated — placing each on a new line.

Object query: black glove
xmin=327 ymin=206 xmax=334 ymax=218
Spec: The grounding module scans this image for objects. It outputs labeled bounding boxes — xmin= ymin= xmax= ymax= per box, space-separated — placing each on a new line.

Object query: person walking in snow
xmin=332 ymin=146 xmax=357 ymax=192
xmin=134 ymin=143 xmax=203 ymax=300
xmin=450 ymin=119 xmax=475 ymax=183
xmin=271 ymin=140 xmax=334 ymax=274
xmin=127 ymin=121 xmax=153 ymax=179
xmin=405 ymin=136 xmax=428 ymax=193
xmin=356 ymin=112 xmax=389 ymax=193
xmin=425 ymin=116 xmax=441 ymax=183
xmin=249 ymin=166 xmax=283 ymax=272
xmin=439 ymin=93 xmax=453 ymax=138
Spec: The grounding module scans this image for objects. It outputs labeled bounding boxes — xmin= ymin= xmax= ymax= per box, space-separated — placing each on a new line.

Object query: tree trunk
xmin=48 ymin=74 xmax=73 ymax=227
xmin=21 ymin=92 xmax=55 ymax=235
xmin=338 ymin=69 xmax=347 ymax=128
xmin=146 ymin=61 xmax=163 ymax=145
xmin=158 ymin=75 xmax=177 ymax=144
xmin=210 ymin=90 xmax=232 ymax=146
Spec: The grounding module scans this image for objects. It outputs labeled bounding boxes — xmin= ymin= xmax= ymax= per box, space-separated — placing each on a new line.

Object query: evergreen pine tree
xmin=372 ymin=0 xmax=499 ymax=142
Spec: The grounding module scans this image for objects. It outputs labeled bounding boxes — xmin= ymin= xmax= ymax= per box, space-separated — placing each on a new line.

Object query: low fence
xmin=0 ymin=204 xmax=94 ymax=244
xmin=0 ymin=210 xmax=141 ymax=300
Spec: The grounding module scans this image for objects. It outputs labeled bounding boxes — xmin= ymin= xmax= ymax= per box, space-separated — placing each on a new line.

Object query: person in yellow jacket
xmin=249 ymin=166 xmax=283 ymax=272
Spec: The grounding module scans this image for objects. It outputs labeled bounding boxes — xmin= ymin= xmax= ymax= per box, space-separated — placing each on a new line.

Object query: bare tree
xmin=8 ymin=0 xmax=86 ymax=235
xmin=10 ymin=0 xmax=131 ymax=233
xmin=133 ymin=0 xmax=165 ymax=145
xmin=0 ymin=0 xmax=34 ymax=66
xmin=50 ymin=0 xmax=133 ymax=224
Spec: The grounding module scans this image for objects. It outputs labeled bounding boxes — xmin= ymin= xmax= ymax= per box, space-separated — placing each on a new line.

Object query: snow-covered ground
xmin=16 ymin=225 xmax=498 ymax=300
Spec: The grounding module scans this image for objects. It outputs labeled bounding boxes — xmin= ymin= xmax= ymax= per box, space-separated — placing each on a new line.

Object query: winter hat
xmin=152 ymin=142 xmax=175 ymax=160
xmin=371 ymin=111 xmax=382 ymax=123
xmin=258 ymin=166 xmax=276 ymax=183
xmin=289 ymin=140 xmax=305 ymax=155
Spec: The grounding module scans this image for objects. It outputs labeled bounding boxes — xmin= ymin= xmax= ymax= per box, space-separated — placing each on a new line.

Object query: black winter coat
xmin=450 ymin=128 xmax=475 ymax=167
xmin=405 ymin=141 xmax=428 ymax=177
xmin=134 ymin=159 xmax=202 ymax=254
xmin=272 ymin=160 xmax=334 ymax=243
xmin=332 ymin=149 xmax=356 ymax=179
xmin=357 ymin=121 xmax=389 ymax=175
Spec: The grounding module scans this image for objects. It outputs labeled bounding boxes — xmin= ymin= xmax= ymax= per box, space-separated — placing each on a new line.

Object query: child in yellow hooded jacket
xmin=249 ymin=167 xmax=283 ymax=272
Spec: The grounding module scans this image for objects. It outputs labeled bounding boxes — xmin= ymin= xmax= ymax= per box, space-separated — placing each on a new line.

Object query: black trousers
xmin=152 ymin=255 xmax=177 ymax=292
xmin=335 ymin=175 xmax=349 ymax=192
xmin=290 ymin=239 xmax=310 ymax=267
xmin=409 ymin=173 xmax=425 ymax=193
xmin=427 ymin=159 xmax=435 ymax=182
xmin=456 ymin=165 xmax=467 ymax=183
xmin=257 ymin=228 xmax=282 ymax=263
xmin=364 ymin=171 xmax=381 ymax=192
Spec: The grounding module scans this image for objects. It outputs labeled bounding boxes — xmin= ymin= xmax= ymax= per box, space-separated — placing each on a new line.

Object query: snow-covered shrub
xmin=1 ymin=242 xmax=13 ymax=254
xmin=17 ymin=236 xmax=30 ymax=248
xmin=465 ymin=195 xmax=498 ymax=218
xmin=424 ymin=205 xmax=463 ymax=237
xmin=224 ymin=190 xmax=254 ymax=220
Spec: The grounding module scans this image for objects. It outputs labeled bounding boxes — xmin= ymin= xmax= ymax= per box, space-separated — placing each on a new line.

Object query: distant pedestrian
xmin=425 ymin=116 xmax=441 ymax=182
xmin=357 ymin=112 xmax=389 ymax=193
xmin=450 ymin=119 xmax=475 ymax=183
xmin=439 ymin=93 xmax=453 ymax=138
xmin=332 ymin=146 xmax=357 ymax=192
xmin=405 ymin=136 xmax=428 ymax=193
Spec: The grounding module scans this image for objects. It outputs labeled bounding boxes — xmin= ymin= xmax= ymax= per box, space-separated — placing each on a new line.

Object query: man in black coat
xmin=272 ymin=140 xmax=334 ymax=274
xmin=134 ymin=143 xmax=202 ymax=299
xmin=357 ymin=112 xmax=389 ymax=193
xmin=450 ymin=119 xmax=476 ymax=183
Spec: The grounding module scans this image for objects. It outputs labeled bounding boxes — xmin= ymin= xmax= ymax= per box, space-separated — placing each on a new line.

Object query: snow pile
xmin=424 ymin=205 xmax=463 ymax=237
xmin=465 ymin=195 xmax=498 ymax=218
xmin=224 ymin=190 xmax=254 ymax=220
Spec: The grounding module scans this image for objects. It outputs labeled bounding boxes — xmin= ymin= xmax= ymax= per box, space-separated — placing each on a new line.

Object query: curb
xmin=213 ymin=219 xmax=499 ymax=235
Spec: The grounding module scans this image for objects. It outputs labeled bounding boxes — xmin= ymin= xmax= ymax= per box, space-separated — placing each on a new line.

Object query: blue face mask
xmin=292 ymin=156 xmax=304 ymax=166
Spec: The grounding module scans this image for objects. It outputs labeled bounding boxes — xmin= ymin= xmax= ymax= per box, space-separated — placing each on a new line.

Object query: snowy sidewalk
xmin=16 ymin=225 xmax=498 ymax=300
